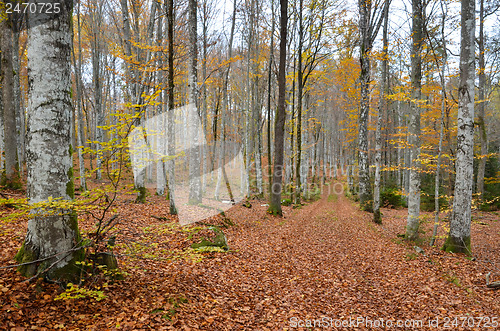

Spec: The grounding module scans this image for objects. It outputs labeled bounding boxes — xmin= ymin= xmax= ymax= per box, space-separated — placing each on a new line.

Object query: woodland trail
xmin=1 ymin=182 xmax=499 ymax=330
xmin=171 ymin=184 xmax=499 ymax=330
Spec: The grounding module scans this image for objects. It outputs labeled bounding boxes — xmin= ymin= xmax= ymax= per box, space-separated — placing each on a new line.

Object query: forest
xmin=0 ymin=0 xmax=499 ymax=329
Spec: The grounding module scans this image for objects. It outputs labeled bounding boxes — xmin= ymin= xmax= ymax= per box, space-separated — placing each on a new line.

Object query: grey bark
xmin=430 ymin=1 xmax=448 ymax=247
xmin=188 ymin=0 xmax=202 ymax=204
xmin=266 ymin=0 xmax=275 ymax=198
xmin=90 ymin=0 xmax=104 ymax=180
xmin=73 ymin=0 xmax=87 ymax=191
xmin=405 ymin=0 xmax=424 ymax=240
xmin=373 ymin=0 xmax=389 ymax=224
xmin=16 ymin=0 xmax=82 ymax=283
xmin=156 ymin=1 xmax=165 ymax=196
xmin=357 ymin=0 xmax=385 ymax=211
xmin=444 ymin=0 xmax=475 ymax=254
xmin=269 ymin=0 xmax=288 ymax=215
xmin=1 ymin=18 xmax=19 ymax=184
xmin=13 ymin=30 xmax=25 ymax=170
xmin=166 ymin=0 xmax=178 ymax=214
xmin=476 ymin=0 xmax=488 ymax=200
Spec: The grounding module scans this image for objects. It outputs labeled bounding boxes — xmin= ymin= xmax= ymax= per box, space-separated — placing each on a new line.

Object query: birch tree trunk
xmin=166 ymin=0 xmax=178 ymax=214
xmin=430 ymin=1 xmax=448 ymax=247
xmin=405 ymin=0 xmax=423 ymax=240
xmin=15 ymin=0 xmax=83 ymax=283
xmin=267 ymin=0 xmax=275 ymax=198
xmin=476 ymin=0 xmax=488 ymax=201
xmin=268 ymin=0 xmax=288 ymax=215
xmin=1 ymin=18 xmax=20 ymax=187
xmin=188 ymin=0 xmax=202 ymax=205
xmin=357 ymin=0 xmax=380 ymax=212
xmin=156 ymin=1 xmax=165 ymax=196
xmin=443 ymin=0 xmax=475 ymax=254
xmin=13 ymin=30 xmax=25 ymax=170
xmin=90 ymin=0 xmax=104 ymax=180
xmin=294 ymin=0 xmax=305 ymax=204
xmin=373 ymin=0 xmax=389 ymax=224
xmin=215 ymin=0 xmax=237 ymax=201
xmin=73 ymin=0 xmax=87 ymax=191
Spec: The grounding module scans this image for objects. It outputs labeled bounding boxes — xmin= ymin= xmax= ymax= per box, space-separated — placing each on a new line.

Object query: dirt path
xmin=1 ymin=183 xmax=498 ymax=330
xmin=169 ymin=186 xmax=499 ymax=330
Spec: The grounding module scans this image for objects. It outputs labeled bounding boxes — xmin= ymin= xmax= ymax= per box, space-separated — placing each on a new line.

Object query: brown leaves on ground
xmin=0 ymin=184 xmax=499 ymax=330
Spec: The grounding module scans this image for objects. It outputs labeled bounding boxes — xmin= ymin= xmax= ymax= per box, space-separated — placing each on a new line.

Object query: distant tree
xmin=188 ymin=0 xmax=202 ymax=205
xmin=15 ymin=0 xmax=83 ymax=283
xmin=1 ymin=16 xmax=20 ymax=188
xmin=166 ymin=0 xmax=178 ymax=215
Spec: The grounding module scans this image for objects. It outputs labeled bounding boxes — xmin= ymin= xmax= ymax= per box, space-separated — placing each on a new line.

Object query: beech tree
xmin=188 ymin=0 xmax=202 ymax=205
xmin=443 ymin=0 xmax=475 ymax=253
xmin=357 ymin=0 xmax=386 ymax=211
xmin=268 ymin=0 xmax=288 ymax=216
xmin=1 ymin=15 xmax=19 ymax=187
xmin=15 ymin=0 xmax=83 ymax=282
xmin=405 ymin=0 xmax=424 ymax=240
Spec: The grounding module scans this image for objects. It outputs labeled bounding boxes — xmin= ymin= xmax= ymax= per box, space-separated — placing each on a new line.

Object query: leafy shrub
xmin=380 ymin=187 xmax=404 ymax=208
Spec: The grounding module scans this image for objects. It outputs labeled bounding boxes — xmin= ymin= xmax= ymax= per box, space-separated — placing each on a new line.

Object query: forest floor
xmin=0 ymin=180 xmax=499 ymax=330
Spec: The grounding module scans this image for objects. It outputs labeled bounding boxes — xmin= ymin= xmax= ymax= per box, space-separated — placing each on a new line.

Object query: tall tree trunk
xmin=16 ymin=0 xmax=83 ymax=283
xmin=1 ymin=18 xmax=19 ymax=187
xmin=476 ymin=0 xmax=488 ymax=201
xmin=166 ymin=0 xmax=178 ymax=214
xmin=443 ymin=0 xmax=475 ymax=254
xmin=253 ymin=2 xmax=263 ymax=197
xmin=430 ymin=1 xmax=448 ymax=247
xmin=357 ymin=0 xmax=373 ymax=212
xmin=373 ymin=0 xmax=389 ymax=224
xmin=188 ymin=0 xmax=202 ymax=204
xmin=73 ymin=0 xmax=87 ymax=191
xmin=268 ymin=0 xmax=288 ymax=216
xmin=266 ymin=0 xmax=275 ymax=198
xmin=91 ymin=0 xmax=104 ymax=180
xmin=13 ymin=30 xmax=25 ymax=171
xmin=216 ymin=0 xmax=238 ymax=201
xmin=156 ymin=1 xmax=166 ymax=196
xmin=295 ymin=0 xmax=304 ymax=204
xmin=405 ymin=0 xmax=423 ymax=240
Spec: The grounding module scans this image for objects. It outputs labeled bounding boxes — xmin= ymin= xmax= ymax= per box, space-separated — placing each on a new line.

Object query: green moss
xmin=267 ymin=203 xmax=282 ymax=216
xmin=442 ymin=235 xmax=471 ymax=255
xmin=360 ymin=199 xmax=373 ymax=213
xmin=16 ymin=213 xmax=84 ymax=284
xmin=66 ymin=167 xmax=75 ymax=199
xmin=136 ymin=186 xmax=147 ymax=203
xmin=405 ymin=227 xmax=419 ymax=241
xmin=1 ymin=170 xmax=23 ymax=190
xmin=15 ymin=242 xmax=37 ymax=277
xmin=47 ymin=213 xmax=84 ymax=284
xmin=191 ymin=226 xmax=228 ymax=250
xmin=373 ymin=209 xmax=382 ymax=224
xmin=327 ymin=194 xmax=338 ymax=203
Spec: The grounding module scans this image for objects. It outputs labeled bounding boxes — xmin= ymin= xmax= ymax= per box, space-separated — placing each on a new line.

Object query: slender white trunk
xmin=374 ymin=0 xmax=389 ymax=224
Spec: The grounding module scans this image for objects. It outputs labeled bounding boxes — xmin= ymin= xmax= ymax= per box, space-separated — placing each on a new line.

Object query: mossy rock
xmin=191 ymin=226 xmax=228 ymax=251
